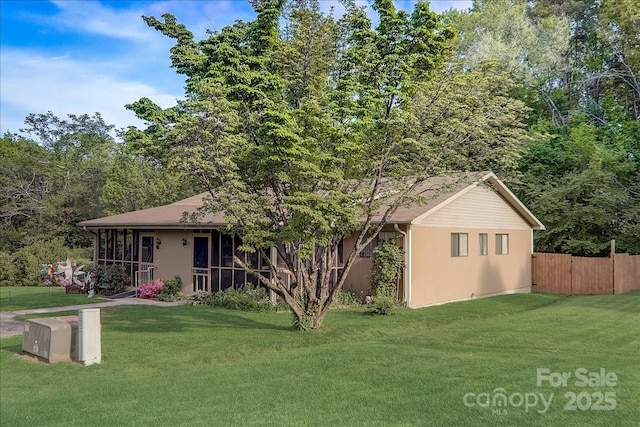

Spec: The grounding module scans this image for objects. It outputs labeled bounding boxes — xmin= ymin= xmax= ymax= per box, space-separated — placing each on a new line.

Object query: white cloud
xmin=43 ymin=1 xmax=159 ymax=43
xmin=144 ymin=1 xmax=256 ymax=39
xmin=0 ymin=0 xmax=474 ymax=137
xmin=0 ymin=49 xmax=182 ymax=135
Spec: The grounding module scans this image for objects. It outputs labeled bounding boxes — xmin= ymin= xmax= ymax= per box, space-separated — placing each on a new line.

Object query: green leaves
xmin=128 ymin=1 xmax=463 ymax=328
xmin=520 ymin=114 xmax=639 ymax=255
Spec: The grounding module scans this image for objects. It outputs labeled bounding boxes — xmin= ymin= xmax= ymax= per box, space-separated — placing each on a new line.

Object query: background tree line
xmin=1 ymin=0 xmax=637 ymax=287
xmin=0 ymin=112 xmax=196 ymax=285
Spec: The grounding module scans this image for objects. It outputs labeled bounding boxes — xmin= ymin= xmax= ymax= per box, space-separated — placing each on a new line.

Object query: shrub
xmin=139 ymin=279 xmax=164 ymax=299
xmin=12 ymin=238 xmax=91 ymax=286
xmin=212 ymin=286 xmax=274 ymax=312
xmin=368 ymin=240 xmax=404 ymax=315
xmin=188 ymin=290 xmax=214 ymax=306
xmin=188 ymin=285 xmax=274 ymax=312
xmin=370 ymin=287 xmax=398 ymax=315
xmin=332 ymin=290 xmax=363 ymax=308
xmin=158 ymin=275 xmax=182 ymax=301
xmin=85 ymin=264 xmax=130 ymax=296
xmin=0 ymin=252 xmax=18 ymax=287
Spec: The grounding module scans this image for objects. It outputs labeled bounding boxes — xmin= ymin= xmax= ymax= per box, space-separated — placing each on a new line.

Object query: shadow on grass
xmin=104 ymin=306 xmax=292 ymax=334
xmin=0 ymin=342 xmax=23 ymax=356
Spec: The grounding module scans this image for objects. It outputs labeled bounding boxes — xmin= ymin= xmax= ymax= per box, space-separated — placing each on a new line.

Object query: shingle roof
xmin=78 ymin=172 xmax=544 ymax=230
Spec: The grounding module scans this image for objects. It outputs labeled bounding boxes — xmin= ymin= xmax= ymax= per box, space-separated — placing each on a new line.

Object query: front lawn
xmin=0 ymin=286 xmax=106 ymax=312
xmin=1 ymin=292 xmax=638 ymax=426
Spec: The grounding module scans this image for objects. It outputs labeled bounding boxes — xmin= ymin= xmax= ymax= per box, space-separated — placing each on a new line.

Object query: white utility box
xmin=78 ymin=308 xmax=101 ymax=365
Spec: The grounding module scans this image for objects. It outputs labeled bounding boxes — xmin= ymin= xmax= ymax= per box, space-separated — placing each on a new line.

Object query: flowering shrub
xmin=139 ymin=279 xmax=164 ymax=299
xmin=64 ymin=282 xmax=85 ymax=294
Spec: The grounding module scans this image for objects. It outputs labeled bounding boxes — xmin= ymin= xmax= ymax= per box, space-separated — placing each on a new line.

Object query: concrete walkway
xmin=0 ymin=298 xmax=186 ymax=338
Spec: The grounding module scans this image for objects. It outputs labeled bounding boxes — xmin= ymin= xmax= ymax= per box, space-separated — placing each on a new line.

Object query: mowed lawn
xmin=1 ymin=291 xmax=638 ymax=426
xmin=0 ymin=286 xmax=106 ymax=311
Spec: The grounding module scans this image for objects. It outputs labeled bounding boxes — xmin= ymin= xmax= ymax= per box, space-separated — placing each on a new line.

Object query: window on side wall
xmin=495 ymin=233 xmax=509 ymax=255
xmin=451 ymin=233 xmax=468 ymax=257
xmin=479 ymin=233 xmax=488 ymax=256
xmin=359 ymin=231 xmax=397 ymax=257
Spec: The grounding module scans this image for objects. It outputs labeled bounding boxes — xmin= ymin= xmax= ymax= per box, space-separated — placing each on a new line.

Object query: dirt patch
xmin=0 ymin=313 xmax=24 ymax=338
xmin=15 ymin=351 xmax=79 ymax=364
xmin=15 ymin=352 xmax=46 ymax=363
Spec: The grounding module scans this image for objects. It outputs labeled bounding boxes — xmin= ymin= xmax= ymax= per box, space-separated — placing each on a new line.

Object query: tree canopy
xmin=448 ymin=0 xmax=639 ymax=256
xmin=125 ymin=0 xmax=535 ymax=329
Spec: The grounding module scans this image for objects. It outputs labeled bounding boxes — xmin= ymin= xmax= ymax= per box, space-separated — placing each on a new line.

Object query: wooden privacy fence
xmin=532 ymin=251 xmax=640 ymax=295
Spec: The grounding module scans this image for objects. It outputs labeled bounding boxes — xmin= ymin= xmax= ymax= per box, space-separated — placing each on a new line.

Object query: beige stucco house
xmin=78 ymin=172 xmax=544 ymax=308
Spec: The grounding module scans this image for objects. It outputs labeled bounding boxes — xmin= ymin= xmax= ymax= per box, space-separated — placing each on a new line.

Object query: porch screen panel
xmin=193 ymin=237 xmax=209 ymax=269
xmin=98 ymin=230 xmax=105 ymax=259
xmin=211 ymin=270 xmax=220 ymax=293
xmin=133 ymin=231 xmax=140 ymax=262
xmin=233 ymin=270 xmax=245 ymax=288
xmin=116 ymin=231 xmax=123 ymax=260
xmin=246 ymin=273 xmax=258 ymax=286
xmin=247 ymin=251 xmax=258 ymax=269
xmin=209 ymin=233 xmax=276 ymax=293
xmin=141 ymin=237 xmax=154 ymax=263
xmin=221 ymin=269 xmax=232 ymax=291
xmin=211 ymin=230 xmax=220 ymax=267
xmin=107 ymin=230 xmax=115 ymax=260
xmin=221 ymin=234 xmax=233 ymax=267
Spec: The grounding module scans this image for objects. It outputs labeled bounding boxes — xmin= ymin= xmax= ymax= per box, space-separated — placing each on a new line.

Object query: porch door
xmin=192 ymin=234 xmax=210 ymax=292
xmin=134 ymin=234 xmax=156 ymax=287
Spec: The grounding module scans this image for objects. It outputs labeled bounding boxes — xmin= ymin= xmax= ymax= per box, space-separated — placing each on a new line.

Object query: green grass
xmin=0 ymin=287 xmax=107 ymax=312
xmin=1 ymin=292 xmax=638 ymax=426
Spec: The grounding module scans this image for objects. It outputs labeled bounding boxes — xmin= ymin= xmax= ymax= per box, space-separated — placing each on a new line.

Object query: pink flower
xmin=139 ymin=279 xmax=164 ymax=298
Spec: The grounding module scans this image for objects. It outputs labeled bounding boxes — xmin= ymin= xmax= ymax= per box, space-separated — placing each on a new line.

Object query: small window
xmin=496 ymin=233 xmax=509 ymax=255
xmin=451 ymin=233 xmax=468 ymax=257
xmin=360 ymin=238 xmax=375 ymax=258
xmin=359 ymin=231 xmax=397 ymax=258
xmin=479 ymin=233 xmax=488 ymax=256
xmin=378 ymin=231 xmax=396 ymax=243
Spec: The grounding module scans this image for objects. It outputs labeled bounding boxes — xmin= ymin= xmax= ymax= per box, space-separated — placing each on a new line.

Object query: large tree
xmin=128 ymin=0 xmax=529 ymax=329
xmin=0 ymin=134 xmax=50 ymax=252
xmin=99 ymin=143 xmax=196 ymax=216
xmin=0 ymin=112 xmax=116 ymax=250
xmin=450 ymin=1 xmax=639 ymax=255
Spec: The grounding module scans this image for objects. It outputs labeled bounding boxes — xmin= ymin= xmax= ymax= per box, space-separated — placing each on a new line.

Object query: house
xmin=78 ymin=172 xmax=544 ymax=308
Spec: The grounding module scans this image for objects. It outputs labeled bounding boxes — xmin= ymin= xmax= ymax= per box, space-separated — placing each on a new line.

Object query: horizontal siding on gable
xmin=416 ymin=185 xmax=531 ymax=229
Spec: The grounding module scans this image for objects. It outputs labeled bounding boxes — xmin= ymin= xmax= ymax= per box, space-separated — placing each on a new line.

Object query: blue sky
xmin=1 ymin=1 xmax=472 ymax=137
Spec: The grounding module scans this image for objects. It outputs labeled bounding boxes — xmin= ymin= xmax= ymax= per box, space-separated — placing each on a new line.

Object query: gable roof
xmin=78 ymin=172 xmax=544 ymax=230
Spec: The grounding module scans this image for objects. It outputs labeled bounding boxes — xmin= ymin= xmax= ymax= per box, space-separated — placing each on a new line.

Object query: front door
xmin=192 ymin=234 xmax=210 ymax=292
xmin=135 ymin=234 xmax=156 ymax=286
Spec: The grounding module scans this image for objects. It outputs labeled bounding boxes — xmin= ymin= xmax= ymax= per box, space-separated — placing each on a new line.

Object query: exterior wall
xmin=405 ymin=184 xmax=534 ymax=307
xmin=341 ymin=233 xmax=372 ymax=299
xmin=409 ymin=226 xmax=532 ymax=308
xmin=341 ymin=225 xmax=408 ymax=300
xmin=154 ymin=230 xmax=193 ymax=294
xmin=418 ymin=184 xmax=531 ymax=230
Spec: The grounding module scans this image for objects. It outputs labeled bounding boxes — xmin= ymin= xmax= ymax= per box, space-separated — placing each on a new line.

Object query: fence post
xmin=567 ymin=253 xmax=573 ymax=294
xmin=611 ymin=239 xmax=616 ymax=294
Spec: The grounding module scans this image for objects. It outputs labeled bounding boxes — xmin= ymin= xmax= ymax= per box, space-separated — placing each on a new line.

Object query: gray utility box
xmin=22 ymin=318 xmax=72 ymax=363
